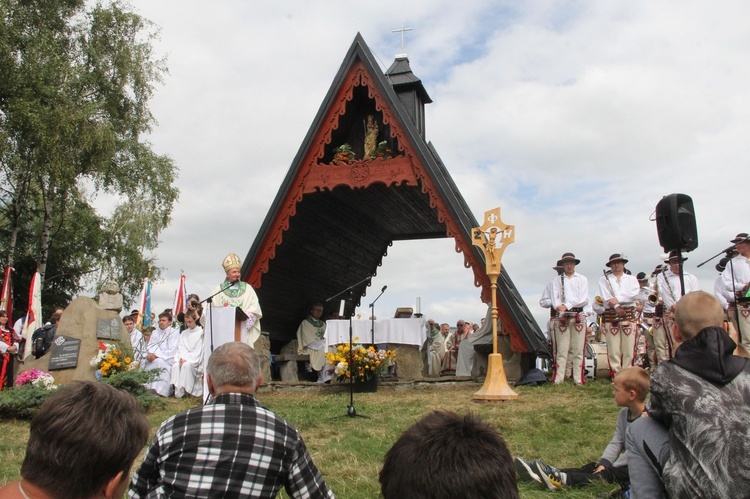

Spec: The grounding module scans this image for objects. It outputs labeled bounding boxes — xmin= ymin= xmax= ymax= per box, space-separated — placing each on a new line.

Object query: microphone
xmin=381 ymin=285 xmax=387 ymax=292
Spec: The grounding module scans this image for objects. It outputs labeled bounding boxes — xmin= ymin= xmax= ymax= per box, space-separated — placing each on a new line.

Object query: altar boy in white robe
xmin=142 ymin=311 xmax=179 ymax=397
xmin=171 ymin=311 xmax=204 ymax=398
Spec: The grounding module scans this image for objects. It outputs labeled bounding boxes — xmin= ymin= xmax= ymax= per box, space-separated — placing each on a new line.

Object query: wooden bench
xmin=273 ymin=353 xmax=310 ymax=382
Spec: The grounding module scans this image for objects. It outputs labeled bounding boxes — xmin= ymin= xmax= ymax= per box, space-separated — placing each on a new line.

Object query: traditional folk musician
xmin=635 ymin=271 xmax=657 ymax=368
xmin=652 ymin=251 xmax=700 ymax=363
xmin=549 ymin=253 xmax=589 ymax=385
xmin=598 ymin=253 xmax=640 ymax=376
xmin=722 ymin=232 xmax=750 ymax=353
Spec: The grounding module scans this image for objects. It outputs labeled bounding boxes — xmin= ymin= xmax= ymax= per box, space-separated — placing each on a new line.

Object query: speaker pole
xmin=677 ymin=250 xmax=686 ymax=296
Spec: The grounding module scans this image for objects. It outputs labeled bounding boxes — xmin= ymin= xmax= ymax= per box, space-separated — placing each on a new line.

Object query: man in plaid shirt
xmin=129 ymin=342 xmax=334 ymax=498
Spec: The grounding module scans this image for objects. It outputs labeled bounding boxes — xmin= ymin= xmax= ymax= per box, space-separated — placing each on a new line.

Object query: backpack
xmin=31 ymin=325 xmax=54 ymax=358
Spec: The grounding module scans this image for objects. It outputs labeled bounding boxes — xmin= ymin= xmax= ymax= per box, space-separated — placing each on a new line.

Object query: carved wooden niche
xmin=320 ymin=85 xmax=402 ymax=165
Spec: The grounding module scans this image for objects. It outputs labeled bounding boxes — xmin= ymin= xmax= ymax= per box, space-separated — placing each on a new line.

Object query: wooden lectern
xmin=202 ymin=306 xmax=249 ymax=399
xmin=205 ymin=306 xmax=249 ymax=349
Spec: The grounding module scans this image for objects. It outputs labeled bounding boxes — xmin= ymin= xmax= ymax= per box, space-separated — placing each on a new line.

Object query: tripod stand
xmin=369 ymin=285 xmax=387 ymax=346
xmin=325 ymin=276 xmax=372 ymax=419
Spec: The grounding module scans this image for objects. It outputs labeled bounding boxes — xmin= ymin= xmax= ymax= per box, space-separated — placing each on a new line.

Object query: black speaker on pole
xmin=655 ymin=193 xmax=698 ymax=252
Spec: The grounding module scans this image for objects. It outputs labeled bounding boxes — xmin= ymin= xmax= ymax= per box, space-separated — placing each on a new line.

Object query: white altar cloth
xmin=325 ymin=318 xmax=427 ymax=350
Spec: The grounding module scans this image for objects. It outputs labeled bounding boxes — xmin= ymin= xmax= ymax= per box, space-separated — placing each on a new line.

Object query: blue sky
xmin=108 ymin=0 xmax=749 ymax=332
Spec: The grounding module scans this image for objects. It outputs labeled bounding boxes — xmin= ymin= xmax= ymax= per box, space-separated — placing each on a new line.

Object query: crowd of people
xmin=122 ymin=252 xmax=264 ymax=398
xmin=4 ymin=286 xmax=745 ymax=498
xmin=536 ymin=232 xmax=750 ymax=386
xmin=1 ymin=234 xmax=748 ymax=497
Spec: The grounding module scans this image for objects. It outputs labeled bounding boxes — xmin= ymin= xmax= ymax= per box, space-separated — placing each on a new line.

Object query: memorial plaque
xmin=97 ymin=317 xmax=122 ymax=340
xmin=48 ymin=336 xmax=81 ymax=371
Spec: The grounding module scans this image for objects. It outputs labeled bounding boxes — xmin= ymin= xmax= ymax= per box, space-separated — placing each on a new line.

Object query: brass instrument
xmin=594 ymin=295 xmax=604 ymax=305
xmin=559 ymin=273 xmax=565 ymax=315
xmin=647 ymin=277 xmax=659 ymax=306
xmin=648 ymin=266 xmax=664 ymax=336
xmin=602 ymin=269 xmax=617 ymax=304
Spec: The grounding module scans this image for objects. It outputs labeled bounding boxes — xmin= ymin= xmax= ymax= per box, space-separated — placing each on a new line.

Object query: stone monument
xmin=98 ymin=279 xmax=124 ymax=313
xmin=15 ymin=296 xmax=130 ymax=385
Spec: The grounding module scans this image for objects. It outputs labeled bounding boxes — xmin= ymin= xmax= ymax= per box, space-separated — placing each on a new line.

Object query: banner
xmin=0 ymin=266 xmax=13 ymax=322
xmin=136 ymin=278 xmax=152 ymax=331
xmin=22 ymin=272 xmax=42 ymax=360
xmin=172 ymin=273 xmax=187 ymax=319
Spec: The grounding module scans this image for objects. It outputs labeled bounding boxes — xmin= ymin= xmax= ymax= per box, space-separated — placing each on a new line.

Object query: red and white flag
xmin=0 ymin=266 xmax=13 ymax=322
xmin=172 ymin=273 xmax=187 ymax=318
xmin=22 ymin=272 xmax=42 ymax=360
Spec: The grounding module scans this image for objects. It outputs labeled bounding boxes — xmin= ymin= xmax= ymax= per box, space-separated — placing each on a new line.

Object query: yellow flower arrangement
xmin=325 ymin=341 xmax=396 ymax=382
xmin=90 ymin=341 xmax=134 ymax=378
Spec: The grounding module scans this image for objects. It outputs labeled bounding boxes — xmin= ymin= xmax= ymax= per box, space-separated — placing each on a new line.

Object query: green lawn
xmin=1 ymin=380 xmax=622 ymax=498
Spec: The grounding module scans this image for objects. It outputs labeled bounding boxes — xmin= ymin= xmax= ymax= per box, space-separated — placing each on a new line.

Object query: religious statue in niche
xmin=330 ymin=114 xmax=394 ymax=164
xmin=363 ymin=114 xmax=379 ymax=157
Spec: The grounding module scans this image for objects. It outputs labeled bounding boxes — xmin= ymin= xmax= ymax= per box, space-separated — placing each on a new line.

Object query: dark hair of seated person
xmin=379 ymin=410 xmax=519 ymax=499
xmin=20 ymin=381 xmax=151 ymax=498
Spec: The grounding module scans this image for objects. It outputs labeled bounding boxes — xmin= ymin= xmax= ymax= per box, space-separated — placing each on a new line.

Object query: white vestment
xmin=130 ymin=329 xmax=147 ymax=365
xmin=427 ymin=329 xmax=445 ymax=376
xmin=170 ymin=326 xmax=204 ymax=398
xmin=209 ymin=280 xmax=263 ymax=346
xmin=296 ymin=317 xmax=327 ymax=371
xmin=142 ymin=326 xmax=179 ymax=397
xmin=455 ymin=333 xmax=476 ymax=376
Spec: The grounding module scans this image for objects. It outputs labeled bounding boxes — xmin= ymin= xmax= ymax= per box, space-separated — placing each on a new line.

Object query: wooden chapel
xmin=241 ymin=33 xmax=548 ymax=367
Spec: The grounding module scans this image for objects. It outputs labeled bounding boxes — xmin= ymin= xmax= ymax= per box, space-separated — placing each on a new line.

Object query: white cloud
xmin=116 ymin=0 xmax=749 ymax=337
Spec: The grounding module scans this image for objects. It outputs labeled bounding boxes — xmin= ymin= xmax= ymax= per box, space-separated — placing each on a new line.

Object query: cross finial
xmin=392 ymin=21 xmax=413 ymax=56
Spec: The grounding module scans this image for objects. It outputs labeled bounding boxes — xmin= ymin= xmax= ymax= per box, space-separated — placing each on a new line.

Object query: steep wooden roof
xmin=242 ymin=34 xmax=547 ymax=355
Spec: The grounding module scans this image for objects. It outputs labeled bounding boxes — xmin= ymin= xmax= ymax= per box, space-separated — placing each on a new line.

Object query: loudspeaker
xmin=655 ymin=193 xmax=698 ymax=252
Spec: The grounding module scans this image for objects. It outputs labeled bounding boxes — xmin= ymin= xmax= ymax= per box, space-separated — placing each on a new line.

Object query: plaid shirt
xmin=129 ymin=392 xmax=334 ymax=498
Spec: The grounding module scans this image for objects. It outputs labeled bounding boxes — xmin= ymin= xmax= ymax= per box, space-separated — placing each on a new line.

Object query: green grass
xmin=1 ymin=380 xmax=622 ymax=498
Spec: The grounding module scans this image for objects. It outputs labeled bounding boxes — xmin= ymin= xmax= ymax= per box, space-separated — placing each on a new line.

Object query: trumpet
xmin=594 ymin=295 xmax=604 ymax=305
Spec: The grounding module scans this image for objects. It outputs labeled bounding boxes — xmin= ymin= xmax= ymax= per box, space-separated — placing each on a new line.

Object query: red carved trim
xmin=304 ymin=155 xmax=416 ymax=192
xmin=247 ymin=57 xmax=528 ymax=352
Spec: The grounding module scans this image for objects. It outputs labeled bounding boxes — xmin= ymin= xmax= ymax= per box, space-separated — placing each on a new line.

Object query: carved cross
xmin=472 ymin=207 xmax=515 ymax=277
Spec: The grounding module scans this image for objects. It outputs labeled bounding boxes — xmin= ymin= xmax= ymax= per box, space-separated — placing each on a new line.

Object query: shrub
xmin=102 ymin=369 xmax=165 ymax=412
xmin=0 ymin=385 xmax=56 ymax=420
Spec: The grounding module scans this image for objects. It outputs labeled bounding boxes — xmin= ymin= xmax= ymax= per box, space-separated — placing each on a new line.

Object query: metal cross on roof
xmin=392 ymin=22 xmax=413 ymax=54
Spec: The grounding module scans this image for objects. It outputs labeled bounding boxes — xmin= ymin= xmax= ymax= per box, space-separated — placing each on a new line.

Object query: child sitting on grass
xmin=515 ymin=366 xmax=649 ymax=492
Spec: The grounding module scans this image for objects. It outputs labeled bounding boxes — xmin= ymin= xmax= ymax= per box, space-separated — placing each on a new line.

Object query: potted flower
xmin=325 ymin=341 xmax=396 ymax=391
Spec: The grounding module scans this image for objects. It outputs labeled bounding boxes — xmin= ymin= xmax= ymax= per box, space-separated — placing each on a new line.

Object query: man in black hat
xmin=652 ymin=251 xmax=699 ymax=362
xmin=598 ymin=254 xmax=640 ymax=376
xmin=722 ymin=232 xmax=750 ymax=352
xmin=549 ymin=253 xmax=589 ymax=385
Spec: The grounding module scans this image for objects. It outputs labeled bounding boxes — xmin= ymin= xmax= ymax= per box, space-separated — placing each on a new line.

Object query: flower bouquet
xmin=90 ymin=341 xmax=134 ymax=379
xmin=367 ymin=140 xmax=393 ymax=160
xmin=325 ymin=341 xmax=396 ymax=383
xmin=15 ymin=369 xmax=56 ymax=390
xmin=332 ymin=143 xmax=356 ymax=164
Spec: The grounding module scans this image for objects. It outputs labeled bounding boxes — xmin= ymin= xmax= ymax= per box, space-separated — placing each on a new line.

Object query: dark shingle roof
xmin=242 ymin=33 xmax=548 ymax=356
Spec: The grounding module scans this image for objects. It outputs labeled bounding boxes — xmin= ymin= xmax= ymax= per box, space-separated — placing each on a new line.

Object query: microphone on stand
xmin=381 ymin=285 xmax=387 ymax=292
